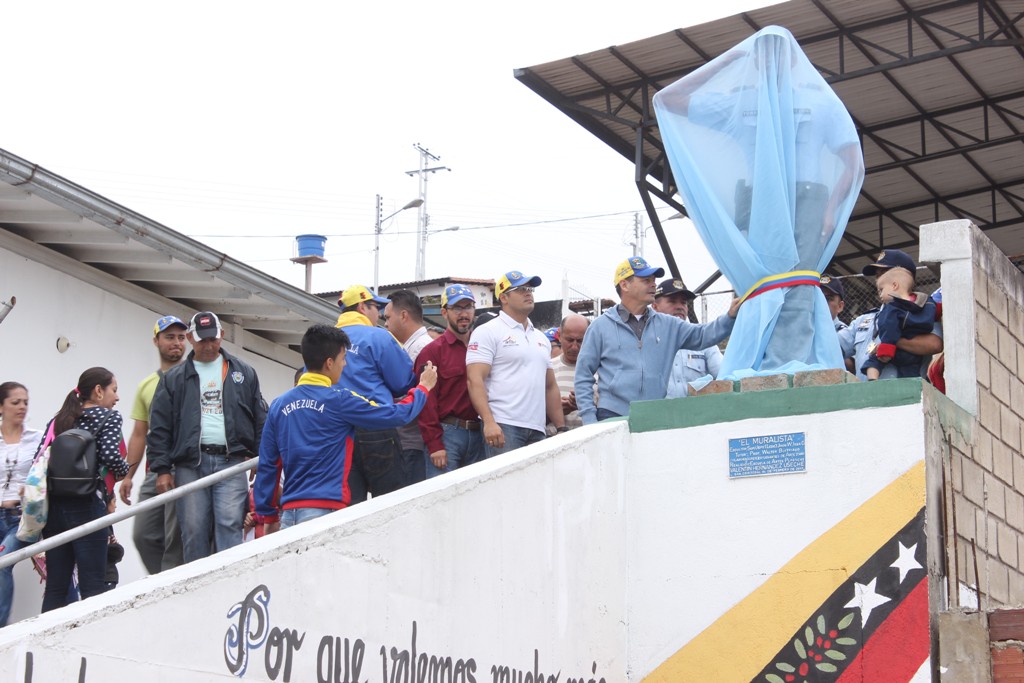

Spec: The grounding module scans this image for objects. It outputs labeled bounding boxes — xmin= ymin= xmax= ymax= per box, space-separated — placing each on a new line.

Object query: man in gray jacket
xmin=575 ymin=258 xmax=740 ymax=423
xmin=148 ymin=311 xmax=267 ymax=562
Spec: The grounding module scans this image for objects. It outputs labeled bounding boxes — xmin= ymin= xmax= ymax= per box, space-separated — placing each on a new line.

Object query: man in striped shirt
xmin=547 ymin=314 xmax=590 ymax=434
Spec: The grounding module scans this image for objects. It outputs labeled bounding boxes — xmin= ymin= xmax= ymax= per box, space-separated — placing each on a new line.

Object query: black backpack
xmin=48 ymin=410 xmax=114 ymax=497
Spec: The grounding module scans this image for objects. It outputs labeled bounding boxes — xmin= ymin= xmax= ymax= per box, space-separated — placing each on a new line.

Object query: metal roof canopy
xmin=516 ymin=0 xmax=1024 ymax=284
xmin=0 ymin=148 xmax=339 ymax=364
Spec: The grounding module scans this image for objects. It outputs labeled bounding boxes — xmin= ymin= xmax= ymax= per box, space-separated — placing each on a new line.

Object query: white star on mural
xmin=844 ymin=577 xmax=891 ymax=627
xmin=890 ymin=542 xmax=922 ymax=584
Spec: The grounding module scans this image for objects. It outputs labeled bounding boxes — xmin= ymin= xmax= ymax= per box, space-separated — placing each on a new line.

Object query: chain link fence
xmin=832 ymin=267 xmax=941 ymax=325
xmin=693 ymin=267 xmax=942 ymax=327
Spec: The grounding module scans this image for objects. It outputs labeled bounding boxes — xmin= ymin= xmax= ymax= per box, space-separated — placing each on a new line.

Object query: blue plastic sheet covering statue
xmin=653 ymin=26 xmax=864 ymax=378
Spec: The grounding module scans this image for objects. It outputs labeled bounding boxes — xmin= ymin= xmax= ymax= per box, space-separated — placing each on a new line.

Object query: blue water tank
xmin=295 ymin=234 xmax=326 ymax=258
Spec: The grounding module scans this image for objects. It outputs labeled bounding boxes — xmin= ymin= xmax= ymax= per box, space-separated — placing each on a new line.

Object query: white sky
xmin=3 ymin=0 xmax=777 ymax=306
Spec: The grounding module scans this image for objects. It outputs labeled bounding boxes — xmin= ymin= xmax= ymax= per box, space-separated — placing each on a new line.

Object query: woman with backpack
xmin=0 ymin=381 xmax=44 ymax=626
xmin=42 ymin=367 xmax=129 ymax=612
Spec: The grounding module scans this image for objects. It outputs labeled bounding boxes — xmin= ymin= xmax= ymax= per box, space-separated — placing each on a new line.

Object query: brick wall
xmin=991 ymin=609 xmax=1024 ymax=683
xmin=921 ymin=220 xmax=1024 ymax=612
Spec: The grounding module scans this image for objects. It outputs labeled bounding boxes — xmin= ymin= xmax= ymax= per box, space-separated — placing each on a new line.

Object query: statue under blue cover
xmin=653 ymin=26 xmax=864 ymax=378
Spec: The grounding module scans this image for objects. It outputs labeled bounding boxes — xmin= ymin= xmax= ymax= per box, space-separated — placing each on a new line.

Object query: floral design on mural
xmin=764 ymin=613 xmax=857 ymax=682
xmin=755 ymin=508 xmax=928 ymax=682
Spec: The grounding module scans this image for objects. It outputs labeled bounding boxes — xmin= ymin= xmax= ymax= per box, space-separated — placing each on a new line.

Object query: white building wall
xmin=0 ymin=247 xmax=298 ymax=624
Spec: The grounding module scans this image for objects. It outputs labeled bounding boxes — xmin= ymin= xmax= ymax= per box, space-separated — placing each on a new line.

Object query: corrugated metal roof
xmin=516 ymin=0 xmax=1024 ymax=276
xmin=0 ymin=147 xmax=339 ymax=361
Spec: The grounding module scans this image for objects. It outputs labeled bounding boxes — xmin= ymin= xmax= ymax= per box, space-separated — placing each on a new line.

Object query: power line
xmin=188 ymin=209 xmax=662 ymax=239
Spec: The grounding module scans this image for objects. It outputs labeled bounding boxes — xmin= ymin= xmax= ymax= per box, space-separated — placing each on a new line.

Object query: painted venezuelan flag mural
xmin=643 ymin=462 xmax=929 ymax=683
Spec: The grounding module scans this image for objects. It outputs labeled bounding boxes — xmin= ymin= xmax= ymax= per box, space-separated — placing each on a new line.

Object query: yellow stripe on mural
xmin=643 ymin=460 xmax=925 ymax=683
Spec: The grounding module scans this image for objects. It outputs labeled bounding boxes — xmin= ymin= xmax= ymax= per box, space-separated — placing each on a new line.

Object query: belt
xmin=440 ymin=416 xmax=480 ymax=431
xmin=200 ymin=444 xmax=229 ymax=455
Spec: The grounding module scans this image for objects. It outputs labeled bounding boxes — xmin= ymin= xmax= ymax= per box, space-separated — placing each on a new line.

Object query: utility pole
xmin=405 ymin=143 xmax=450 ymax=281
xmin=632 ymin=212 xmax=644 ymax=258
xmin=634 ymin=211 xmax=643 ymax=258
xmin=373 ymin=194 xmax=383 ymax=291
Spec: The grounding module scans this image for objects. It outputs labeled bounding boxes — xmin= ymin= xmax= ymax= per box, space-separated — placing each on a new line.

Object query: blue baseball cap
xmin=442 ymin=284 xmax=475 ymax=307
xmin=819 ymin=274 xmax=845 ymax=300
xmin=544 ymin=328 xmax=560 ymax=344
xmin=153 ymin=315 xmax=186 ymax=336
xmin=496 ymin=271 xmax=542 ymax=297
xmin=862 ymin=249 xmax=916 ymax=277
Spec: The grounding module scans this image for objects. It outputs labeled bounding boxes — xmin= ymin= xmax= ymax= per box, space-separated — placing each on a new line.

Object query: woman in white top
xmin=0 ymin=382 xmax=44 ymax=627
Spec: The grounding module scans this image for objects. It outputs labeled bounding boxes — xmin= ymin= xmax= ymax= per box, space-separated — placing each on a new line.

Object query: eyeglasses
xmin=507 ymin=286 xmax=534 ymax=294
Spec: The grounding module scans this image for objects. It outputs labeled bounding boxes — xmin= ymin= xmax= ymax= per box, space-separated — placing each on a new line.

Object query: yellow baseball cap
xmin=613 ymin=257 xmax=665 ymax=286
xmin=495 ymin=271 xmax=542 ymax=297
xmin=339 ymin=285 xmax=389 ymax=309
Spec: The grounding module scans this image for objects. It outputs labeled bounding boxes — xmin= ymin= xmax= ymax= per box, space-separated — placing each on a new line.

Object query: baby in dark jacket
xmin=862 ymin=266 xmax=937 ymax=380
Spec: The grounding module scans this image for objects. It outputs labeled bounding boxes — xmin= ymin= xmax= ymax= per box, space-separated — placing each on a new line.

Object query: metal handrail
xmin=0 ymin=458 xmax=258 ymax=570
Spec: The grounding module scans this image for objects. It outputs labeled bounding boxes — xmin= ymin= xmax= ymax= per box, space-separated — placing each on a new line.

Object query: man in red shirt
xmin=417 ymin=285 xmax=484 ymax=478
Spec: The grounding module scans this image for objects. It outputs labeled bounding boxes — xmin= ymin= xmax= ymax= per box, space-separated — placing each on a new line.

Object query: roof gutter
xmin=0 ymin=147 xmax=339 ymax=323
xmin=0 ymin=295 xmax=14 ymax=327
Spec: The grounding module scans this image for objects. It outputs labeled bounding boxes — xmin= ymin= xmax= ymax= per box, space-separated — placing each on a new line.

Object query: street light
xmin=374 ymin=195 xmax=424 ymax=291
xmin=630 ymin=211 xmax=684 ymax=258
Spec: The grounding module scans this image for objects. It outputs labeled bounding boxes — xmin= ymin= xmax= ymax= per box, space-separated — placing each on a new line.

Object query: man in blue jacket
xmin=255 ymin=324 xmax=436 ymax=528
xmin=575 ymin=257 xmax=741 ymax=423
xmin=335 ymin=284 xmax=416 ymax=501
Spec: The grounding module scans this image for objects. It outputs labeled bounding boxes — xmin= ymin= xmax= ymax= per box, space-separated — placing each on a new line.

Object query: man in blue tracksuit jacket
xmin=335 ymin=284 xmax=417 ymax=502
xmin=255 ymin=324 xmax=436 ymax=529
xmin=575 ymin=257 xmax=741 ymax=424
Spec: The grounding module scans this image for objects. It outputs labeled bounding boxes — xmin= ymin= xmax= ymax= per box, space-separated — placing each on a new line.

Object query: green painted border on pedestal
xmin=628 ymin=378 xmax=923 ymax=433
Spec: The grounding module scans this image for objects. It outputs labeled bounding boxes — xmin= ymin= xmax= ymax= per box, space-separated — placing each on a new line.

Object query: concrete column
xmin=919 ymin=219 xmax=979 ymax=415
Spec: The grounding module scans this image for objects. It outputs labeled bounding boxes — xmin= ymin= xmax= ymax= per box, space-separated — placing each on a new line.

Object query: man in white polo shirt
xmin=466 ymin=270 xmax=566 ymax=457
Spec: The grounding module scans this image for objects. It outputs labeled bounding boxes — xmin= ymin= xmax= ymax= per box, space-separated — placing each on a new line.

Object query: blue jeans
xmin=41 ymin=495 xmax=109 ymax=612
xmin=425 ymin=423 xmax=485 ymax=478
xmin=0 ymin=507 xmax=26 ymax=626
xmin=175 ymin=454 xmax=248 ymax=562
xmin=596 ymin=408 xmax=623 ymax=421
xmin=280 ymin=507 xmax=334 ymax=529
xmin=348 ymin=428 xmax=407 ymax=504
xmin=483 ymin=423 xmax=545 ymax=459
xmin=401 ymin=448 xmax=427 ymax=486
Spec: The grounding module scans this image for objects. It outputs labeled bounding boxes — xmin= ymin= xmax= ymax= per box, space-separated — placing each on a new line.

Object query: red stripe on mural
xmin=836 ymin=577 xmax=929 ymax=683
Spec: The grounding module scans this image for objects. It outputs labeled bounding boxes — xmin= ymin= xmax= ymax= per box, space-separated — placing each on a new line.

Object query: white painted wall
xmin=0 ymin=365 xmax=930 ymax=681
xmin=625 ymin=404 xmax=927 ymax=678
xmin=0 ymin=247 xmax=298 ymax=624
xmin=919 ymin=219 xmax=977 ymax=415
xmin=379 ymin=280 xmax=496 ymax=308
xmin=0 ymin=423 xmax=630 ymax=681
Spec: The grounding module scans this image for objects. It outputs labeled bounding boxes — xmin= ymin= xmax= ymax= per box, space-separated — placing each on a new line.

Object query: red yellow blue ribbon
xmin=739 ymin=270 xmax=822 ymax=304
